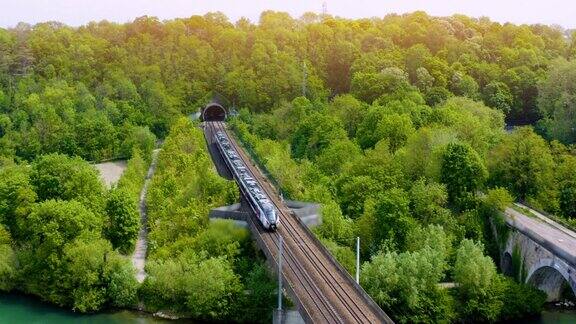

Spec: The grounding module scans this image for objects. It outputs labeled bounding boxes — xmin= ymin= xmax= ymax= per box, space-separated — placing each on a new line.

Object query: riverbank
xmin=0 ymin=292 xmax=172 ymax=323
xmin=509 ymin=310 xmax=576 ymax=324
xmin=2 ymin=291 xmax=575 ymax=324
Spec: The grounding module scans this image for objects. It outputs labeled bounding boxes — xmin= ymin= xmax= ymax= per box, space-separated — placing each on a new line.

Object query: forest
xmin=0 ymin=9 xmax=576 ymax=323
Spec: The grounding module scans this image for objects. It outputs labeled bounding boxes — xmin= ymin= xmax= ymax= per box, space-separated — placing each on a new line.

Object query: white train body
xmin=214 ymin=130 xmax=279 ymax=231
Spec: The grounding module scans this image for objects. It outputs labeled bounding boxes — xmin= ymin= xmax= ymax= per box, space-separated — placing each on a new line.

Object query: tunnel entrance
xmin=202 ymin=103 xmax=227 ymax=121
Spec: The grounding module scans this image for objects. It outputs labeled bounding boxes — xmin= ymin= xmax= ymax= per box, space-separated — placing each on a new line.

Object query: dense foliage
xmin=0 ymin=155 xmax=139 ymax=312
xmin=231 ymin=66 xmax=576 ymax=322
xmin=140 ymin=118 xmax=276 ymax=322
xmin=0 ymin=10 xmax=575 ymax=165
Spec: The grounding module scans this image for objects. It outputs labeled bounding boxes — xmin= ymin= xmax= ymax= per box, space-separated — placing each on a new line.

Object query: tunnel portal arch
xmin=202 ymin=103 xmax=227 ymax=121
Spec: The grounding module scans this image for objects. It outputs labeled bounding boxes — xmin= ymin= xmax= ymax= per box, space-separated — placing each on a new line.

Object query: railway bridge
xmin=202 ymin=119 xmax=393 ymax=324
xmin=501 ymin=204 xmax=576 ymax=301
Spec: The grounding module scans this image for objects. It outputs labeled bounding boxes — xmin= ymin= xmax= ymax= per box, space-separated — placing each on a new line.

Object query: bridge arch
xmin=501 ymin=252 xmax=513 ymax=277
xmin=202 ymin=102 xmax=227 ymax=121
xmin=526 ymin=259 xmax=576 ymax=301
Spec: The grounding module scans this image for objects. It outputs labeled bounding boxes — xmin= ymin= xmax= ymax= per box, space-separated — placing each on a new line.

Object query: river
xmin=0 ymin=293 xmax=178 ymax=324
xmin=517 ymin=309 xmax=576 ymax=324
xmin=1 ymin=293 xmax=575 ymax=323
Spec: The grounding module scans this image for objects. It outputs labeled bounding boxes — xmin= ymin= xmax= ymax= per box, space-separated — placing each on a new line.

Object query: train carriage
xmin=214 ymin=130 xmax=279 ymax=231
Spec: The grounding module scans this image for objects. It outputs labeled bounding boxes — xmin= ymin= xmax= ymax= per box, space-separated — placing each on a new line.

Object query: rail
xmin=204 ymin=121 xmax=393 ymax=324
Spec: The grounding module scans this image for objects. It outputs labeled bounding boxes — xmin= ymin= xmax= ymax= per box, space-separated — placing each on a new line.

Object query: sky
xmin=0 ymin=0 xmax=575 ymax=29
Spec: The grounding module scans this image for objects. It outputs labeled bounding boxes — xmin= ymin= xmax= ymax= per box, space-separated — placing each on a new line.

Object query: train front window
xmin=266 ymin=210 xmax=276 ymax=222
xmin=262 ymin=203 xmax=276 ymax=222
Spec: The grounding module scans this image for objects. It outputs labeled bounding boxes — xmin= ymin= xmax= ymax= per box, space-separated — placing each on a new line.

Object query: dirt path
xmin=132 ymin=149 xmax=160 ymax=283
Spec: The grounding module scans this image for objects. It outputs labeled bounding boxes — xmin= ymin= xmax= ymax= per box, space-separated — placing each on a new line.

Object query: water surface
xmin=2 ymin=292 xmax=575 ymax=324
xmin=0 ymin=293 xmax=168 ymax=324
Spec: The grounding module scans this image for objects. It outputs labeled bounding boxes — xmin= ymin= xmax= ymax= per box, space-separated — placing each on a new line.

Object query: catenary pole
xmin=302 ymin=61 xmax=307 ymax=97
xmin=356 ymin=236 xmax=360 ymax=283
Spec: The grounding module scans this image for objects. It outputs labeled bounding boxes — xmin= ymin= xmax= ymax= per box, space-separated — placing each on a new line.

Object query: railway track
xmin=204 ymin=121 xmax=393 ymax=324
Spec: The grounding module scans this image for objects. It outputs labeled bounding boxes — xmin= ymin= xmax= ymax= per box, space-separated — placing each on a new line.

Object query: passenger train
xmin=214 ymin=130 xmax=279 ymax=231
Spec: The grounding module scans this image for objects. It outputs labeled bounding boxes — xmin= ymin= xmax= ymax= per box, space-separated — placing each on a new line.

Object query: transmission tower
xmin=322 ymin=1 xmax=328 ymax=16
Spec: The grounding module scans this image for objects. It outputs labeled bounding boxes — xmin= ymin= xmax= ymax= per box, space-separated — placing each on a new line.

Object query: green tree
xmin=406 ymin=224 xmax=452 ymax=262
xmin=142 ymin=254 xmax=243 ymax=320
xmin=556 ymin=154 xmax=576 ymax=218
xmin=336 ymin=141 xmax=404 ymax=218
xmin=433 ymin=97 xmax=505 ymax=156
xmin=105 ymin=189 xmax=140 ymax=253
xmin=119 ymin=125 xmax=156 ymax=159
xmin=372 ymin=188 xmax=415 ymax=251
xmin=233 ymin=262 xmax=276 ymax=323
xmin=60 ymin=237 xmax=112 ymax=312
xmin=190 ymin=220 xmax=249 ymax=260
xmin=30 ymin=153 xmax=105 ymax=214
xmin=482 ymin=81 xmax=514 ymax=115
xmin=75 ymin=110 xmax=118 ymax=161
xmin=316 ymin=200 xmax=354 ymax=244
xmin=315 ymin=139 xmax=362 ymax=176
xmin=450 ymin=72 xmax=479 ymax=100
xmin=538 ymin=58 xmax=576 ymax=143
xmin=103 ymin=252 xmax=138 ymax=308
xmin=398 ymin=127 xmax=458 ymax=182
xmin=488 ymin=127 xmax=556 ymax=204
xmin=327 ymin=94 xmax=367 ymax=137
xmin=321 ymin=238 xmax=356 ymax=275
xmin=356 ymin=104 xmax=419 ymax=150
xmin=182 ymin=257 xmax=242 ymax=319
xmin=424 ymin=86 xmax=452 ymax=106
xmin=0 ymin=225 xmax=16 ymax=292
xmin=375 ymin=113 xmax=415 ymax=151
xmin=140 ymin=80 xmax=180 ymax=137
xmin=17 ymin=200 xmax=111 ymax=312
xmin=290 ymin=112 xmax=347 ymax=160
xmin=440 ymin=142 xmax=487 ymax=205
xmin=502 ymin=66 xmax=539 ymax=124
xmin=116 ymin=148 xmax=148 ymax=198
xmin=409 ymin=179 xmax=451 ymax=224
xmin=454 ymin=239 xmax=503 ymax=322
xmin=0 ymin=165 xmax=36 ymax=236
xmin=498 ymin=278 xmax=546 ymax=321
xmin=351 ymin=67 xmax=411 ymax=104
xmin=362 ymin=247 xmax=454 ymax=323
xmin=337 ymin=175 xmax=381 ymax=218
xmin=484 ymin=187 xmax=514 ymax=212
xmin=22 ymin=200 xmax=102 ymax=249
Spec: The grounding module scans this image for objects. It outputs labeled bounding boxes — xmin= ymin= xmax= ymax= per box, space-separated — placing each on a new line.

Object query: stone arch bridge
xmin=501 ymin=204 xmax=576 ymax=301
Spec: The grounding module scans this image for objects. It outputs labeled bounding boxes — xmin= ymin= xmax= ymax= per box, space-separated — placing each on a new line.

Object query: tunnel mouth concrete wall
xmin=202 ymin=104 xmax=227 ymax=121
